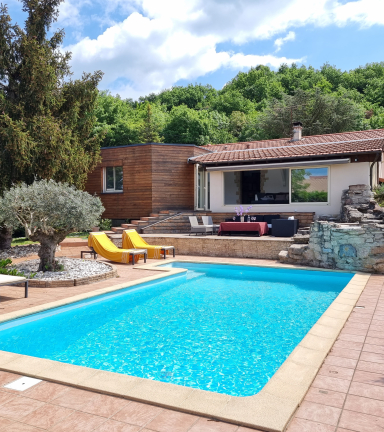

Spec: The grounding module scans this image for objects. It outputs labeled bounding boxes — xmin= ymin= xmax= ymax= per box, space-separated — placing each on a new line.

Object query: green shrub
xmin=0 ymin=258 xmax=29 ymax=277
xmin=99 ymin=218 xmax=112 ymax=231
xmin=374 ymin=184 xmax=384 ymax=206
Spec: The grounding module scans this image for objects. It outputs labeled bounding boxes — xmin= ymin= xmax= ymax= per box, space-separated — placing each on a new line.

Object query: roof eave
xmin=191 ymin=149 xmax=383 ymax=166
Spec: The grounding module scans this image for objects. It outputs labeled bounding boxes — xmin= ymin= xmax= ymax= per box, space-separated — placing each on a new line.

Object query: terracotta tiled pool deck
xmin=0 ymin=247 xmax=383 ymax=431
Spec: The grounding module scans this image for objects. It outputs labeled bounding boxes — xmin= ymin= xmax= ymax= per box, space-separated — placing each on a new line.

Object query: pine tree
xmin=138 ymin=103 xmax=163 ymax=143
xmin=0 ymin=0 xmax=105 ymax=248
xmin=0 ymin=0 xmax=104 ymax=192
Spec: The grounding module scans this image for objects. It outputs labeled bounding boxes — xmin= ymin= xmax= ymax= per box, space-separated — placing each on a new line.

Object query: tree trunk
xmin=37 ymin=236 xmax=59 ymax=271
xmin=0 ymin=226 xmax=12 ymax=250
xmin=29 ymin=230 xmax=68 ymax=272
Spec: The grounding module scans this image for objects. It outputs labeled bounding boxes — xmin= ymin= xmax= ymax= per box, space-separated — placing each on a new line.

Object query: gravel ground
xmin=0 ymin=244 xmax=40 ymax=260
xmin=12 ymin=258 xmax=112 ymax=280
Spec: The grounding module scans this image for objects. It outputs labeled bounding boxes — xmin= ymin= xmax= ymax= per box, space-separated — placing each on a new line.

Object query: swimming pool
xmin=0 ymin=262 xmax=353 ymax=396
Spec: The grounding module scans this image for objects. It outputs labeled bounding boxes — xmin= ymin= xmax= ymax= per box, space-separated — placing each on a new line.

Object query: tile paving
xmin=286 ymin=275 xmax=384 ymax=432
xmin=0 ymin=246 xmax=383 ymax=431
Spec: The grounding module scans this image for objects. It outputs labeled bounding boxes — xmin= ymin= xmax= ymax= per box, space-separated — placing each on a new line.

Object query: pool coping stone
xmin=0 ymin=258 xmax=370 ymax=432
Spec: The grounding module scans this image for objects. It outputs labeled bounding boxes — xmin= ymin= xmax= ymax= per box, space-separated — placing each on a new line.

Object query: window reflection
xmin=291 ymin=168 xmax=328 ymax=202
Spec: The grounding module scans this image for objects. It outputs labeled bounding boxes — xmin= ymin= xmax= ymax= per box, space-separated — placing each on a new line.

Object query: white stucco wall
xmin=208 ymin=162 xmax=371 ymax=217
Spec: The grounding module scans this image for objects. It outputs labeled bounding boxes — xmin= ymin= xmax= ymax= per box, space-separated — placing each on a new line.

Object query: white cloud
xmin=274 ymin=31 xmax=296 ymax=52
xmin=63 ymin=0 xmax=384 ymax=99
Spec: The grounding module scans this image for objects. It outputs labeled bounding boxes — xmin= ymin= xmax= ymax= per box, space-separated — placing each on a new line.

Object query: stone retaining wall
xmin=112 ymin=235 xmax=293 ymax=260
xmin=280 ymin=221 xmax=384 ymax=273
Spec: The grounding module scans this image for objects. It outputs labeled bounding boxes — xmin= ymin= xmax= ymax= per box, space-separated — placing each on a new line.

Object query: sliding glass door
xmin=195 ymin=165 xmax=210 ymax=210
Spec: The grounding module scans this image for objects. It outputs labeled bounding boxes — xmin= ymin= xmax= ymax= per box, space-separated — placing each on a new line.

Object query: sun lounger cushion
xmin=88 ymin=233 xmax=140 ymax=264
xmin=0 ymin=275 xmax=27 ymax=286
xmin=122 ymin=230 xmax=172 ymax=259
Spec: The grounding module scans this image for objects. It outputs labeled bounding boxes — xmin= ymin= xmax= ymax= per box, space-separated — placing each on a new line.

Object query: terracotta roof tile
xmin=193 ymin=129 xmax=384 ymax=164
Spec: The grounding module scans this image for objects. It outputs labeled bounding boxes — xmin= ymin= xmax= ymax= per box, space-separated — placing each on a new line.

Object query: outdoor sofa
xmin=271 ymin=219 xmax=299 ymax=237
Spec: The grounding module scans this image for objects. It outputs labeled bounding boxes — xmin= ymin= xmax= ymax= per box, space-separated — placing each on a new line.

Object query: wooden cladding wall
xmin=85 ymin=146 xmax=153 ymax=220
xmin=151 ymin=145 xmax=195 ymax=212
xmin=84 ymin=144 xmax=210 ymax=219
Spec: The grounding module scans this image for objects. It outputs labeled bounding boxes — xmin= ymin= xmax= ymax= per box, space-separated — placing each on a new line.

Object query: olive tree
xmin=2 ymin=180 xmax=104 ymax=271
xmin=0 ymin=215 xmax=12 ymax=250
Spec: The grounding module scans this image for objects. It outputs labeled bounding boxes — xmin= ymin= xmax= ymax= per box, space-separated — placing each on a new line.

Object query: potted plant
xmin=234 ymin=206 xmax=252 ymax=222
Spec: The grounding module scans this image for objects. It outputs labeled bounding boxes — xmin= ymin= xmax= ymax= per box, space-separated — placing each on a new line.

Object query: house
xmin=85 ymin=125 xmax=384 ymax=222
xmin=85 ymin=143 xmax=210 ymax=221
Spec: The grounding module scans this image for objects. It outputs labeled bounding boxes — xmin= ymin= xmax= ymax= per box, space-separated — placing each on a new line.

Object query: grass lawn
xmin=11 ymin=237 xmax=38 ymax=246
xmin=66 ymin=232 xmax=90 ymax=239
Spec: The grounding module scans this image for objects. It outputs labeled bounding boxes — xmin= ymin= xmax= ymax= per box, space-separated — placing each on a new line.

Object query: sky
xmin=5 ymin=0 xmax=384 ymax=100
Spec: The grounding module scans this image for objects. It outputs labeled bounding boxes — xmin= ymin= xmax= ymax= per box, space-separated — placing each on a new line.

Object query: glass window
xmin=106 ymin=167 xmax=114 ymax=190
xmin=291 ymin=167 xmax=328 ymax=202
xmin=224 ymin=169 xmax=289 ymax=205
xmin=115 ymin=167 xmax=123 ymax=191
xmin=104 ymin=166 xmax=123 ymax=192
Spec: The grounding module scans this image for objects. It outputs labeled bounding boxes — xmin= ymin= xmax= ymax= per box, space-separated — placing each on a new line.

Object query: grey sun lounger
xmin=0 ymin=275 xmax=29 ymax=300
xmin=202 ymin=216 xmax=220 ymax=233
xmin=188 ymin=216 xmax=213 ymax=235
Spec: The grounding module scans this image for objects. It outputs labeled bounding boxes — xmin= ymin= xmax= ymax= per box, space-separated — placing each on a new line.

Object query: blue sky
xmin=5 ymin=0 xmax=384 ymax=99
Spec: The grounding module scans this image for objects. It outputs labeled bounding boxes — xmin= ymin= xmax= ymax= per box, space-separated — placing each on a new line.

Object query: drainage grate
xmin=4 ymin=376 xmax=42 ymax=391
xmin=355 ymin=306 xmax=365 ymax=309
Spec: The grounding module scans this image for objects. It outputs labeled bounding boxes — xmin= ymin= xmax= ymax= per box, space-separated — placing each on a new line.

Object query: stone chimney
xmin=292 ymin=122 xmax=303 ymax=141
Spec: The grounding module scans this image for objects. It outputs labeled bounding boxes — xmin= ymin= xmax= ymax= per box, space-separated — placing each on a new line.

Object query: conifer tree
xmin=138 ymin=103 xmax=163 ymax=143
xmin=0 ymin=0 xmax=104 ymax=248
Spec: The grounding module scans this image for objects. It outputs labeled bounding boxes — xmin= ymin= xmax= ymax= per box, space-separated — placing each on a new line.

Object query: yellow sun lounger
xmin=122 ymin=230 xmax=175 ymax=259
xmin=88 ymin=232 xmax=145 ymax=264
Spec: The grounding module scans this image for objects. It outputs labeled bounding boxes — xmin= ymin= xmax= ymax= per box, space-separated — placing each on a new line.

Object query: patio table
xmin=218 ymin=222 xmax=269 ymax=236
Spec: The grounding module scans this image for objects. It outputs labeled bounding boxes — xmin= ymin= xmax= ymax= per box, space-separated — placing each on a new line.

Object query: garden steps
xmin=298 ymin=228 xmax=310 ymax=235
xmin=130 ymin=220 xmax=142 ymax=225
xmin=159 ymin=210 xmax=178 ymax=215
xmin=59 ymin=238 xmax=88 ymax=247
xmin=104 ymin=210 xmax=189 ymax=237
xmin=111 ymin=227 xmax=125 ymax=234
xmin=293 ymin=235 xmax=310 ymax=244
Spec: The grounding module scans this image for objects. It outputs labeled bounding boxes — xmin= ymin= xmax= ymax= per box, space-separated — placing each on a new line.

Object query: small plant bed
xmin=10 ymin=258 xmax=117 ymax=287
xmin=0 ymin=244 xmax=40 ymax=260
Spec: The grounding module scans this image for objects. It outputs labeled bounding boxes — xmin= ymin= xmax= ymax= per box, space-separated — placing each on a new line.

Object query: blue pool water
xmin=0 ymin=263 xmax=353 ymax=396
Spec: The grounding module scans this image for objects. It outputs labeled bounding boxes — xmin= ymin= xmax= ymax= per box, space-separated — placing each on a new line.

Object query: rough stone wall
xmin=280 ymin=221 xmax=384 ymax=273
xmin=341 ymin=184 xmax=384 ymax=222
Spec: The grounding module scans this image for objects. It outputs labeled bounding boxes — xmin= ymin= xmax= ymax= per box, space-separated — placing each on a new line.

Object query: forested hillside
xmin=94 ymin=63 xmax=384 ymax=147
